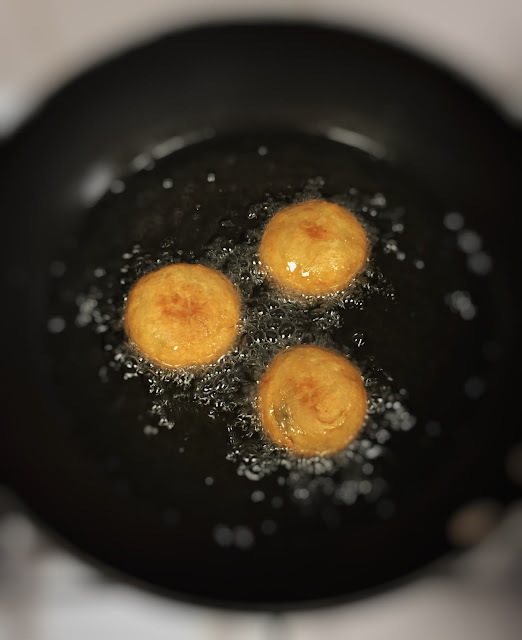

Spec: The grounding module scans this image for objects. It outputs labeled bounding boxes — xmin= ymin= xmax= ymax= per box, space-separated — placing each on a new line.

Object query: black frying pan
xmin=0 ymin=22 xmax=520 ymax=609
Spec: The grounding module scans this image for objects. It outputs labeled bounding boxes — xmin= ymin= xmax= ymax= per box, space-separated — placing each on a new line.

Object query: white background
xmin=0 ymin=1 xmax=521 ymax=639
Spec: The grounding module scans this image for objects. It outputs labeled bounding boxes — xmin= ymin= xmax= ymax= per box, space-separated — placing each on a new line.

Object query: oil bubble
xmin=213 ymin=524 xmax=234 ymax=547
xmin=468 ymin=252 xmax=492 ymax=276
xmin=50 ymin=260 xmax=67 ymax=277
xmin=143 ymin=425 xmax=159 ymax=436
xmin=261 ymin=519 xmax=277 ymax=535
xmin=47 ymin=317 xmax=66 ymax=333
xmin=110 ymin=179 xmax=125 ymax=194
xmin=445 ymin=290 xmax=477 ymax=321
xmin=444 ymin=212 xmax=464 ymax=231
xmin=425 ymin=420 xmax=441 ymax=437
xmin=457 ymin=229 xmax=482 ymax=254
xmin=234 ymin=526 xmax=255 ymax=550
xmin=464 ymin=377 xmax=485 ymax=399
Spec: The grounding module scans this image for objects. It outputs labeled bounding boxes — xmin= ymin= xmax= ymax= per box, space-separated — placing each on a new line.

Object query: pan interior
xmin=38 ymin=128 xmax=509 ymax=602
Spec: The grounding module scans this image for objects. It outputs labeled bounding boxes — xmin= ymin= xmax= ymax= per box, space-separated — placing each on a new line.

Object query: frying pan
xmin=0 ymin=21 xmax=520 ymax=609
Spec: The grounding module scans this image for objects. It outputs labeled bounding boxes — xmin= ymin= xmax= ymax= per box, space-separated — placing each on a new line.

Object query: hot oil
xmin=65 ymin=171 xmax=415 ymax=508
xmin=47 ymin=131 xmax=490 ymax=519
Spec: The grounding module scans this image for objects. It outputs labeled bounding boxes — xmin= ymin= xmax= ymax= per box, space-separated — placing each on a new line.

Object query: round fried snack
xmin=124 ymin=264 xmax=241 ymax=369
xmin=259 ymin=199 xmax=368 ymax=297
xmin=258 ymin=345 xmax=367 ymax=456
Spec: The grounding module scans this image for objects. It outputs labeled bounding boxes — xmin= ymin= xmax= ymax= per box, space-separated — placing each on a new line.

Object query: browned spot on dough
xmin=158 ymin=292 xmax=206 ymax=324
xmin=296 ymin=377 xmax=321 ymax=408
xmin=301 ymin=222 xmax=331 ymax=241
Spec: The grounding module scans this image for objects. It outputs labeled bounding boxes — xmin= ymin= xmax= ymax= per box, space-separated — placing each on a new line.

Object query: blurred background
xmin=0 ymin=1 xmax=521 ymax=639
xmin=1 ymin=0 xmax=522 ymax=135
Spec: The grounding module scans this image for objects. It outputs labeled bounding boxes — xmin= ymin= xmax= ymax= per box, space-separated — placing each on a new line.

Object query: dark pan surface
xmin=0 ymin=22 xmax=520 ymax=608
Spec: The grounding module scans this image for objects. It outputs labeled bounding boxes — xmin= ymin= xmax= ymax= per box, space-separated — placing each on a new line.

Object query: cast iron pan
xmin=0 ymin=22 xmax=521 ymax=608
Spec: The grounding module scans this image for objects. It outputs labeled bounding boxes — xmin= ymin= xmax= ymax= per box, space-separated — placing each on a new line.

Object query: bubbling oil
xmin=66 ymin=170 xmax=423 ymax=507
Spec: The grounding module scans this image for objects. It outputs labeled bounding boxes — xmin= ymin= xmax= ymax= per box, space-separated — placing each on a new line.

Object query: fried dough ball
xmin=258 ymin=345 xmax=367 ymax=456
xmin=124 ymin=263 xmax=240 ymax=369
xmin=259 ymin=199 xmax=368 ymax=297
